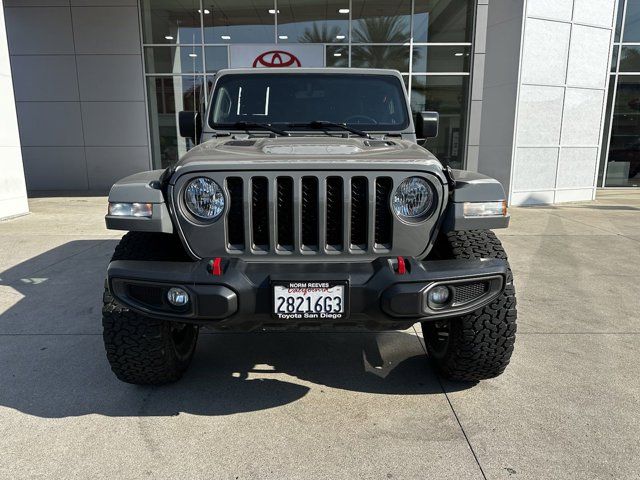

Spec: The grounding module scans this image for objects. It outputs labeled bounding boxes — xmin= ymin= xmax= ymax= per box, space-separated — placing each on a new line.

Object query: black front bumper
xmin=107 ymin=257 xmax=508 ymax=331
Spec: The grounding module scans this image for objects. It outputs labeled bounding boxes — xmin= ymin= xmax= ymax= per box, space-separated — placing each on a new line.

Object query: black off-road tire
xmin=102 ymin=232 xmax=199 ymax=385
xmin=422 ymin=230 xmax=517 ymax=382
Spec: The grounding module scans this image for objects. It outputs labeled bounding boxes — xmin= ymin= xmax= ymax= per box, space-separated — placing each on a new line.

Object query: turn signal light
xmin=463 ymin=200 xmax=507 ymax=217
xmin=108 ymin=202 xmax=153 ymax=218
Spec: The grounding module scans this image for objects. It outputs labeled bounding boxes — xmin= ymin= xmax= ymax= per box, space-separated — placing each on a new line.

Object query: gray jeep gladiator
xmin=103 ymin=68 xmax=517 ymax=385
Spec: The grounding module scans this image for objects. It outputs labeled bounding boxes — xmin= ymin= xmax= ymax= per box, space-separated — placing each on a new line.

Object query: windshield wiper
xmin=230 ymin=121 xmax=290 ymax=137
xmin=288 ymin=121 xmax=372 ymax=139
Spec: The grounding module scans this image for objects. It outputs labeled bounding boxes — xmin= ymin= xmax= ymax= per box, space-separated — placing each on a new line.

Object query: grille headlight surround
xmin=392 ymin=177 xmax=434 ymax=221
xmin=184 ymin=177 xmax=225 ymax=221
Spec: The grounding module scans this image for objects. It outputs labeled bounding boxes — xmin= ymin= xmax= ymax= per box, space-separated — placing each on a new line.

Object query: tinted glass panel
xmin=326 ymin=45 xmax=348 ymax=66
xmin=615 ymin=0 xmax=624 ymax=41
xmin=277 ymin=0 xmax=349 ymax=43
xmin=210 ymin=73 xmax=410 ymax=130
xmin=413 ymin=0 xmax=474 ymax=43
xmin=205 ymin=46 xmax=229 ymax=72
xmin=144 ymin=46 xmax=204 ymax=74
xmin=605 ymin=75 xmax=640 ymax=187
xmin=611 ymin=45 xmax=619 ymax=72
xmin=351 ymin=0 xmax=411 ymax=43
xmin=410 ymin=75 xmax=469 ymax=169
xmin=619 ymin=46 xmax=640 ymax=72
xmin=351 ymin=46 xmax=410 ymax=71
xmin=141 ymin=0 xmax=201 ymax=44
xmin=599 ymin=78 xmax=616 ymax=186
xmin=147 ymin=76 xmax=205 ymax=168
xmin=623 ymin=0 xmax=640 ymax=42
xmin=412 ymin=46 xmax=471 ymax=73
xmin=202 ymin=0 xmax=275 ymax=43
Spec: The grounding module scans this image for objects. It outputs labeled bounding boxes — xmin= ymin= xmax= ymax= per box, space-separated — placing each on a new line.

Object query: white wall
xmin=510 ymin=0 xmax=617 ymax=205
xmin=0 ymin=1 xmax=28 ymax=220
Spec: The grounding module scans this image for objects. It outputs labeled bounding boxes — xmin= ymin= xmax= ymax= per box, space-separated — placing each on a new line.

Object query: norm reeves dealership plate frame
xmin=271 ymin=280 xmax=350 ymax=321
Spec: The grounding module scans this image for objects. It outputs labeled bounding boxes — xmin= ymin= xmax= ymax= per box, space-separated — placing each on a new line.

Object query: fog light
xmin=167 ymin=287 xmax=189 ymax=307
xmin=428 ymin=285 xmax=451 ymax=306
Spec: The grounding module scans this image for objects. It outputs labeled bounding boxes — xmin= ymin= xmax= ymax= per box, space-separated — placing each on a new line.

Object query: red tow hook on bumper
xmin=208 ymin=257 xmax=223 ymax=276
xmin=395 ymin=256 xmax=407 ymax=275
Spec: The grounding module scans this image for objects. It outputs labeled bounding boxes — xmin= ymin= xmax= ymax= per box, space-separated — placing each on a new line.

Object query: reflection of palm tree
xmin=299 ymin=23 xmax=342 ymax=43
xmin=352 ymin=16 xmax=408 ymax=43
xmin=351 ymin=17 xmax=416 ymax=71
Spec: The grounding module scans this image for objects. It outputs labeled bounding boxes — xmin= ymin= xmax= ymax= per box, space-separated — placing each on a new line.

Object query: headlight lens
xmin=392 ymin=177 xmax=433 ymax=219
xmin=184 ymin=177 xmax=225 ymax=220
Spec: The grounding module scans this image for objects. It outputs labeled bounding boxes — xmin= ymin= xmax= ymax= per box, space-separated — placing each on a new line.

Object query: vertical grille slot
xmin=277 ymin=177 xmax=294 ymax=250
xmin=375 ymin=177 xmax=393 ymax=248
xmin=301 ymin=177 xmax=319 ymax=250
xmin=350 ymin=177 xmax=368 ymax=249
xmin=325 ymin=177 xmax=344 ymax=250
xmin=251 ymin=177 xmax=269 ymax=250
xmin=226 ymin=177 xmax=244 ymax=249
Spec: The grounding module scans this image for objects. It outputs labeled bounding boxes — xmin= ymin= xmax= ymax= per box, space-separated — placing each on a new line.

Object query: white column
xmin=510 ymin=0 xmax=617 ymax=205
xmin=0 ymin=1 xmax=28 ymax=220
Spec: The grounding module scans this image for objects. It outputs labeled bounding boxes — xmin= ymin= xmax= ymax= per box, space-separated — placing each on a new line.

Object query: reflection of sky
xmin=413 ymin=13 xmax=429 ymax=42
xmin=174 ymin=28 xmax=201 ymax=44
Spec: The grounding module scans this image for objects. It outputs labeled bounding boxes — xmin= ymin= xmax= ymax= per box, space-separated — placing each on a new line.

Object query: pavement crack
xmin=412 ymin=326 xmax=488 ymax=480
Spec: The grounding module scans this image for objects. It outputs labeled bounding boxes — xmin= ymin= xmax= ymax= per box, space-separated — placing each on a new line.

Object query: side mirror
xmin=178 ymin=111 xmax=202 ymax=143
xmin=415 ymin=111 xmax=439 ymax=139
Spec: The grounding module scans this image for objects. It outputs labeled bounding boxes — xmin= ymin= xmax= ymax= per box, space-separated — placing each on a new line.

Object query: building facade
xmin=0 ymin=0 xmax=634 ymax=220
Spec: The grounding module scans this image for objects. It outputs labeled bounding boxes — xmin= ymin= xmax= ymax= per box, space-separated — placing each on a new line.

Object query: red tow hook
xmin=208 ymin=257 xmax=223 ymax=276
xmin=396 ymin=256 xmax=407 ymax=275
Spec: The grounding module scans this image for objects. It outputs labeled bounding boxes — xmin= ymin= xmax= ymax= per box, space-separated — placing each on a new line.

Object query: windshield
xmin=209 ymin=73 xmax=410 ymax=132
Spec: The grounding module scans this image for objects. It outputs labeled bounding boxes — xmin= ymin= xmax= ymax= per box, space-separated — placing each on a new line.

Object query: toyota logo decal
xmin=253 ymin=50 xmax=302 ymax=68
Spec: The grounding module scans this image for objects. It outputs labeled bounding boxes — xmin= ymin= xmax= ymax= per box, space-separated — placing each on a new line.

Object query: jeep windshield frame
xmin=208 ymin=72 xmax=411 ymax=133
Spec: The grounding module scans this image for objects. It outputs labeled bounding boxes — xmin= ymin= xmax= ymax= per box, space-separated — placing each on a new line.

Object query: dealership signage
xmin=229 ymin=44 xmax=325 ymax=68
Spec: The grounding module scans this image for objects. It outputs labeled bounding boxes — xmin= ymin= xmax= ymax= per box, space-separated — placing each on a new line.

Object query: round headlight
xmin=184 ymin=177 xmax=225 ymax=220
xmin=392 ymin=177 xmax=434 ymax=219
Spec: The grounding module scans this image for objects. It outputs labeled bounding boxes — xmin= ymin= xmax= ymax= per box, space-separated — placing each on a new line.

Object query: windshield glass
xmin=209 ymin=73 xmax=410 ymax=131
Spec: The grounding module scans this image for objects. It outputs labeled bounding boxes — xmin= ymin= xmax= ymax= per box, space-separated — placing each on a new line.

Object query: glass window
xmin=351 ymin=0 xmax=412 ymax=43
xmin=144 ymin=46 xmax=204 ymax=74
xmin=619 ymin=46 xmax=640 ymax=72
xmin=615 ymin=0 xmax=624 ymax=41
xmin=209 ymin=73 xmax=410 ymax=130
xmin=277 ymin=0 xmax=349 ymax=43
xmin=147 ymin=76 xmax=206 ymax=169
xmin=611 ymin=45 xmax=619 ymax=72
xmin=202 ymin=0 xmax=275 ymax=43
xmin=205 ymin=46 xmax=228 ymax=72
xmin=140 ymin=0 xmax=201 ymax=45
xmin=413 ymin=0 xmax=474 ymax=43
xmin=410 ymin=75 xmax=469 ymax=169
xmin=605 ymin=75 xmax=640 ymax=187
xmin=350 ymin=45 xmax=410 ymax=71
xmin=412 ymin=46 xmax=471 ymax=73
xmin=623 ymin=0 xmax=640 ymax=42
xmin=599 ymin=78 xmax=616 ymax=186
xmin=326 ymin=45 xmax=348 ymax=67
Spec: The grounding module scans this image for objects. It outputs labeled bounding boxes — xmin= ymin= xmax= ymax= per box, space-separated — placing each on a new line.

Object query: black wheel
xmin=422 ymin=230 xmax=517 ymax=381
xmin=102 ymin=232 xmax=199 ymax=385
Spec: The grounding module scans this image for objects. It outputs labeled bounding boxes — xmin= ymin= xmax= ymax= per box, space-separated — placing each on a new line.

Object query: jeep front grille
xmin=225 ymin=175 xmax=395 ymax=255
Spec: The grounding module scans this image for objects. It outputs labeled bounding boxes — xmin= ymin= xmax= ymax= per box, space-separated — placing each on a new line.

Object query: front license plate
xmin=272 ymin=281 xmax=348 ymax=320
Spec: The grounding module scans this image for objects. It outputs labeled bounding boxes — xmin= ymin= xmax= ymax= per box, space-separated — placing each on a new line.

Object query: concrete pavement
xmin=0 ymin=191 xmax=639 ymax=479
